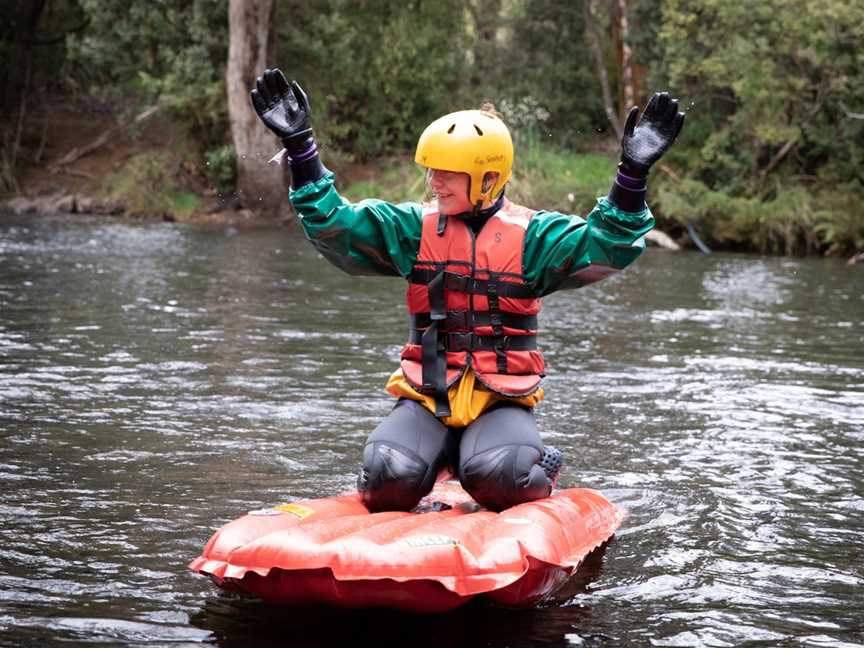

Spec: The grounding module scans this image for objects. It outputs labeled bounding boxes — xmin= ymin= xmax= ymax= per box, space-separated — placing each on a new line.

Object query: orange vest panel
xmin=401 ymin=200 xmax=544 ymax=410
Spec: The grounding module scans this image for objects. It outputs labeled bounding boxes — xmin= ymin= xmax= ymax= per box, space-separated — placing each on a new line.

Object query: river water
xmin=0 ymin=211 xmax=862 ymax=647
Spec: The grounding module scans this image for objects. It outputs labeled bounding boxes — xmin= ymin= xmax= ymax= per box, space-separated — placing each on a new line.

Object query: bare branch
xmin=658 ymin=163 xmax=682 ymax=182
xmin=760 ymin=139 xmax=798 ymax=177
xmin=760 ymin=92 xmax=828 ymax=177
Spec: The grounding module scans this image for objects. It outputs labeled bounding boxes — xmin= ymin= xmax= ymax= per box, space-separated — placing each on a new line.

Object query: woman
xmin=251 ymin=69 xmax=684 ymax=513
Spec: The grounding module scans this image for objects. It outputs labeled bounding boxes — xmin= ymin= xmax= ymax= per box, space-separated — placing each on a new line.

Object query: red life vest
xmin=401 ymin=199 xmax=545 ymax=417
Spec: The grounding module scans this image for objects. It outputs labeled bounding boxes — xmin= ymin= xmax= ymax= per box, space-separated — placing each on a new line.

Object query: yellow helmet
xmin=415 ymin=109 xmax=514 ymax=207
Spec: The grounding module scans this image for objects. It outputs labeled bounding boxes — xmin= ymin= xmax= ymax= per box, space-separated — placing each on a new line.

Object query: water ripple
xmin=2 ymin=214 xmax=863 ymax=646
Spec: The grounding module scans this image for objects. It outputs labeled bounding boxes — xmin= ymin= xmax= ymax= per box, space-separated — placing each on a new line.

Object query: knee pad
xmin=539 ymin=445 xmax=564 ymax=487
xmin=357 ymin=441 xmax=437 ymax=512
xmin=459 ymin=444 xmax=553 ymax=512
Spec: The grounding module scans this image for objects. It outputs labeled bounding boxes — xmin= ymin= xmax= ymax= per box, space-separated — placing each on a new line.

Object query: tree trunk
xmin=2 ymin=0 xmax=43 ymax=114
xmin=2 ymin=0 xmax=46 ymax=173
xmin=616 ymin=0 xmax=635 ymax=115
xmin=226 ymin=0 xmax=284 ymax=216
xmin=584 ymin=0 xmax=622 ymax=139
xmin=467 ymin=0 xmax=502 ymax=91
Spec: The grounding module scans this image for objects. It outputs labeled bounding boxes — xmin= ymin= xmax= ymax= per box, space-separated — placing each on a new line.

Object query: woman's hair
xmin=480 ymin=101 xmax=504 ymax=120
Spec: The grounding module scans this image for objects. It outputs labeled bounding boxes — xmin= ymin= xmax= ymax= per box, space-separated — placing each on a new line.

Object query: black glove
xmin=250 ymin=68 xmax=314 ymax=157
xmin=619 ymin=92 xmax=685 ymax=178
xmin=607 ymin=92 xmax=685 ymax=212
xmin=250 ymin=68 xmax=328 ymax=188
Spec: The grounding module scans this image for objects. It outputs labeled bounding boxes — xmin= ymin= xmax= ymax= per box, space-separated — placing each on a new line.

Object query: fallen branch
xmin=840 ymin=102 xmax=864 ymax=120
xmin=51 ymin=166 xmax=94 ymax=179
xmin=656 ymin=164 xmax=711 ymax=254
xmin=645 ymin=229 xmax=680 ymax=250
xmin=51 ymin=105 xmax=160 ymax=168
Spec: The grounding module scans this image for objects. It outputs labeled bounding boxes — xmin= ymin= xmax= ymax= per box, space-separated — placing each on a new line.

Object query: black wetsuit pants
xmin=358 ymin=399 xmax=553 ymax=513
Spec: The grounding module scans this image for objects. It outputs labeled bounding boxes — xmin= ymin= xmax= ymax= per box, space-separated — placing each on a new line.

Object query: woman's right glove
xmin=250 ymin=68 xmax=327 ymax=187
xmin=251 ymin=68 xmax=314 ymax=156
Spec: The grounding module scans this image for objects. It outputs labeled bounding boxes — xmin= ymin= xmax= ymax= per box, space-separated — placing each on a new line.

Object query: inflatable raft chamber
xmin=189 ymin=479 xmax=623 ymax=612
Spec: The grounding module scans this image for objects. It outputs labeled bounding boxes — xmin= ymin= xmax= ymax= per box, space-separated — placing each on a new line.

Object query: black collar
xmin=456 ymin=193 xmax=505 ymax=233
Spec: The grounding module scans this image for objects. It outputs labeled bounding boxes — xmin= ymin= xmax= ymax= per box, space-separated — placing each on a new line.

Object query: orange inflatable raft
xmin=189 ymin=479 xmax=623 ymax=612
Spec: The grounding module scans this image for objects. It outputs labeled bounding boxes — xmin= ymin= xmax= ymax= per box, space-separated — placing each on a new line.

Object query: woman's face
xmin=427 ymin=169 xmax=473 ymax=215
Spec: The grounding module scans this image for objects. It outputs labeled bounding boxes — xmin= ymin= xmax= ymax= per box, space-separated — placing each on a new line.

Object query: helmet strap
xmin=476 ymin=172 xmax=499 ymax=211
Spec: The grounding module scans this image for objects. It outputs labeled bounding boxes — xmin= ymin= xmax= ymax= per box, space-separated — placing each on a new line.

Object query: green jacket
xmin=290 ymin=172 xmax=653 ymax=297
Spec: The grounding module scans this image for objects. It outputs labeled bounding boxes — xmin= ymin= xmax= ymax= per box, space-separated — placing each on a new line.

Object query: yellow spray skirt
xmin=385 ymin=367 xmax=543 ymax=428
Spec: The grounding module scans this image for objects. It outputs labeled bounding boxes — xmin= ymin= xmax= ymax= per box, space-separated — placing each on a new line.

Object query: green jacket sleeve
xmin=289 ymin=172 xmax=423 ymax=278
xmin=522 ymin=197 xmax=654 ymax=297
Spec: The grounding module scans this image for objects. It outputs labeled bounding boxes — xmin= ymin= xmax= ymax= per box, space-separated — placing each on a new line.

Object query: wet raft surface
xmin=190 ymin=480 xmax=623 ymax=611
xmin=1 ymin=211 xmax=863 ymax=645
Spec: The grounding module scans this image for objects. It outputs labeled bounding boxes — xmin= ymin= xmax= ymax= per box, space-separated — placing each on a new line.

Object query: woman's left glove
xmin=618 ymin=92 xmax=685 ymax=178
xmin=607 ymin=92 xmax=685 ymax=212
xmin=250 ymin=68 xmax=315 ymax=158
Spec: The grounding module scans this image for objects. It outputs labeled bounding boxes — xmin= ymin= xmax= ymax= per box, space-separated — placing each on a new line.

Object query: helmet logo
xmin=475 ymin=154 xmax=504 ymax=165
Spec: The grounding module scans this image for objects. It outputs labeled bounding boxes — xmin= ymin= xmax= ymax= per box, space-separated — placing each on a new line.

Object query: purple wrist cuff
xmin=615 ymin=170 xmax=647 ymax=191
xmin=288 ymin=142 xmax=318 ymax=163
xmin=608 ymin=170 xmax=648 ymax=212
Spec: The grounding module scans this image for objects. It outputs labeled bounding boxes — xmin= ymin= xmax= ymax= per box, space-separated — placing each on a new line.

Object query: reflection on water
xmin=1 ymin=211 xmax=862 ymax=646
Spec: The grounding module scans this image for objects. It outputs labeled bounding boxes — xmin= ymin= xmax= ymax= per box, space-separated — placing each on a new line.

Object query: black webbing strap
xmin=410 ymin=311 xmax=538 ymax=331
xmin=486 ymin=282 xmax=508 ymax=373
xmin=409 ymin=330 xmax=537 ymax=351
xmin=427 ymin=269 xmax=446 ymax=320
xmin=420 ymin=271 xmax=450 ymax=417
xmin=408 ymin=269 xmax=535 ymax=299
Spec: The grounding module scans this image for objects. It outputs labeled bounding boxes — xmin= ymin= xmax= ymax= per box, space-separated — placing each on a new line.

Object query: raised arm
xmin=251 ymin=68 xmax=422 ymax=278
xmin=524 ymin=92 xmax=685 ymax=296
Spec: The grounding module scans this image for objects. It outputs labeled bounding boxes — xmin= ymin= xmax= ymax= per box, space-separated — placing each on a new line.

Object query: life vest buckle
xmin=444 ymin=332 xmax=474 ymax=352
xmin=443 ymin=272 xmax=471 ymax=293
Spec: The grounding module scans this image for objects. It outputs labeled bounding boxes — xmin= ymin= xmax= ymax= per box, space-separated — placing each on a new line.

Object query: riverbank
xmin=2 ymin=101 xmax=862 ymax=261
xmin=1 ymin=101 xmax=268 ymax=227
xmin=0 ymin=100 xmax=630 ymax=229
xmin=0 ymin=99 xmax=692 ymax=251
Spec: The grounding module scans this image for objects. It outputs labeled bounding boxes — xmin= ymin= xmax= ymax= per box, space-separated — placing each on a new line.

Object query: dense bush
xmin=2 ymin=0 xmax=862 ymax=253
xmin=648 ymin=0 xmax=864 ymax=253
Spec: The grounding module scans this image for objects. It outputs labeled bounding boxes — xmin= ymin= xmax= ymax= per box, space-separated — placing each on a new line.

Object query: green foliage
xmin=646 ymin=0 xmax=864 ymax=252
xmin=65 ymin=0 xmax=230 ymax=145
xmin=654 ymin=178 xmax=812 ymax=254
xmin=103 ymin=151 xmax=200 ymax=216
xmin=510 ymin=143 xmax=615 ymax=213
xmin=502 ymin=0 xmax=605 ymax=147
xmin=278 ymin=0 xmax=468 ymax=159
xmin=341 ymin=159 xmax=426 ymax=205
xmin=340 ymin=149 xmax=615 ymax=216
xmin=2 ymin=0 xmax=862 ymax=254
xmin=166 ymin=190 xmax=203 ymax=214
xmin=203 ymin=145 xmax=237 ymax=193
xmin=811 ymin=182 xmax=864 ymax=254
